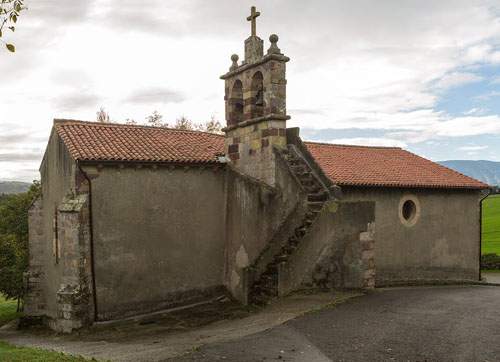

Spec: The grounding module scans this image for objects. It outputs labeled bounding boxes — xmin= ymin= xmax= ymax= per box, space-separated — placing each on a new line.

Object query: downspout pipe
xmin=479 ymin=188 xmax=491 ymax=281
xmin=77 ymin=162 xmax=98 ymax=322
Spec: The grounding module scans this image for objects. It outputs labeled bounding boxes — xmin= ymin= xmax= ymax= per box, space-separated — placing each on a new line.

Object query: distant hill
xmin=0 ymin=181 xmax=31 ymax=194
xmin=439 ymin=160 xmax=500 ymax=187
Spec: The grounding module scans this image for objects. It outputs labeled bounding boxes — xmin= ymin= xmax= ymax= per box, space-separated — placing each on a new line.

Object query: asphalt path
xmin=172 ymin=285 xmax=500 ymax=362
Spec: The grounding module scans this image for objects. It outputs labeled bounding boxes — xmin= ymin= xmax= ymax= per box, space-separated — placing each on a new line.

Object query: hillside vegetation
xmin=482 ymin=194 xmax=500 ymax=255
xmin=0 ymin=181 xmax=31 ymax=195
xmin=439 ymin=160 xmax=500 ymax=186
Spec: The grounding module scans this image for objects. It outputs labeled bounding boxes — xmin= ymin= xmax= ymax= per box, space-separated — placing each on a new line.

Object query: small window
xmin=53 ymin=207 xmax=60 ymax=264
xmin=402 ymin=200 xmax=416 ymax=221
xmin=399 ymin=195 xmax=420 ymax=227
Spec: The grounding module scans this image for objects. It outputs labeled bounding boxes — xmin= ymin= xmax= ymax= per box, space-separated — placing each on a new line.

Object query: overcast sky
xmin=1 ymin=0 xmax=500 ymax=181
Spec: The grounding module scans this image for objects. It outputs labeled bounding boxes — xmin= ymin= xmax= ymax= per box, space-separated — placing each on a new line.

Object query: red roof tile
xmin=305 ymin=142 xmax=489 ymax=190
xmin=55 ymin=120 xmax=224 ymax=164
xmin=53 ymin=120 xmax=488 ymax=189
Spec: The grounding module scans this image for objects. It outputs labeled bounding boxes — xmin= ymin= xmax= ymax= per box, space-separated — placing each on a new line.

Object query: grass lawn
xmin=0 ymin=295 xmax=20 ymax=327
xmin=0 ymin=295 xmax=94 ymax=361
xmin=482 ymin=194 xmax=500 ymax=255
xmin=0 ymin=341 xmax=92 ymax=361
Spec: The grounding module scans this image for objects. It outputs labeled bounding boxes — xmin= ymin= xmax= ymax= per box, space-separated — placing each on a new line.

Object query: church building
xmin=25 ymin=7 xmax=489 ymax=332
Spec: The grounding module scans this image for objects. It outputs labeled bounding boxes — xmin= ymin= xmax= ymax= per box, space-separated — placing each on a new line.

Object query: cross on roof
xmin=246 ymin=6 xmax=260 ymax=37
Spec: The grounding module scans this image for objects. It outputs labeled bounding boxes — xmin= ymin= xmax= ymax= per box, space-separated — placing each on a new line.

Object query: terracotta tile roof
xmin=305 ymin=142 xmax=489 ymax=190
xmin=53 ymin=120 xmax=488 ymax=189
xmin=54 ymin=119 xmax=224 ymax=164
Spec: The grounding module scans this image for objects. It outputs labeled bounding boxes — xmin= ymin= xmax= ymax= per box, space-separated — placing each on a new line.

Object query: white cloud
xmin=464 ymin=107 xmax=488 ymax=115
xmin=458 ymin=145 xmax=489 ymax=151
xmin=2 ymin=0 xmax=500 ymax=180
xmin=434 ymin=72 xmax=483 ymax=90
xmin=323 ymin=137 xmax=408 ymax=148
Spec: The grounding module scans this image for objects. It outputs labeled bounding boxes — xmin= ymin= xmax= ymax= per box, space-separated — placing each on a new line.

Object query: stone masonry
xmin=221 ymin=7 xmax=290 ymax=186
xmin=24 ymin=197 xmax=46 ymax=317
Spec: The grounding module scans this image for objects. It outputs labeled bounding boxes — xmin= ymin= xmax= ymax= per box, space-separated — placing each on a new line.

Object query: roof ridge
xmin=53 ymin=119 xmax=225 ymax=137
xmin=304 ymin=140 xmax=401 ymax=150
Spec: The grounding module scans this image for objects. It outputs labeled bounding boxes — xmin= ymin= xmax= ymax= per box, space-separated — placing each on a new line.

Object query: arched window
xmin=229 ymin=80 xmax=243 ymax=125
xmin=250 ymin=71 xmax=264 ymax=118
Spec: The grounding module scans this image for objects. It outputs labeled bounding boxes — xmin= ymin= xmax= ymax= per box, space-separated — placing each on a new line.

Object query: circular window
xmin=399 ymin=195 xmax=420 ymax=227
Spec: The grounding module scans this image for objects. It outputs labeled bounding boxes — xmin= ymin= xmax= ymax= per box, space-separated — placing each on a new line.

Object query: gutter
xmin=77 ymin=162 xmax=99 ymax=321
xmin=479 ymin=188 xmax=491 ymax=281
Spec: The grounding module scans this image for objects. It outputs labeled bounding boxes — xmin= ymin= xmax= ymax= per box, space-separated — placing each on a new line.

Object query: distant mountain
xmin=439 ymin=160 xmax=500 ymax=186
xmin=0 ymin=181 xmax=31 ymax=194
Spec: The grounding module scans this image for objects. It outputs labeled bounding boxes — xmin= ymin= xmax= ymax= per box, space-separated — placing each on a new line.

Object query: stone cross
xmin=247 ymin=6 xmax=260 ymax=37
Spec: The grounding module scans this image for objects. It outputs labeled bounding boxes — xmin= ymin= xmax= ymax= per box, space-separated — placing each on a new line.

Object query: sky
xmin=1 ymin=0 xmax=500 ymax=182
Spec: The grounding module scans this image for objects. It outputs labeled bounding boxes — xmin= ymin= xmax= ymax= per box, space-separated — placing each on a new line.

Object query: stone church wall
xmin=341 ymin=187 xmax=482 ymax=285
xmin=278 ymin=201 xmax=376 ymax=295
xmin=224 ymin=151 xmax=305 ymax=302
xmin=83 ymin=165 xmax=227 ymax=320
xmin=27 ymin=131 xmax=79 ymax=323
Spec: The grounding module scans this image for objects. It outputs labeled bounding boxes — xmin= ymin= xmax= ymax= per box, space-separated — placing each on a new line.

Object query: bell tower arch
xmin=221 ymin=7 xmax=290 ymax=186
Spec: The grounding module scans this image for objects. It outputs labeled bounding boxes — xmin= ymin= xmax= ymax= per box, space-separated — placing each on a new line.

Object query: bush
xmin=0 ymin=181 xmax=40 ymax=308
xmin=481 ymin=253 xmax=500 ymax=270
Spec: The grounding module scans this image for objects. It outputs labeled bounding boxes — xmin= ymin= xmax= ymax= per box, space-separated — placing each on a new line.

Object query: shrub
xmin=481 ymin=253 xmax=500 ymax=270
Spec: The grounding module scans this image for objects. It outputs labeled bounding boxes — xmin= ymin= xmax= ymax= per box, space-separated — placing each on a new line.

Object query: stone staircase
xmin=249 ymin=144 xmax=332 ymax=305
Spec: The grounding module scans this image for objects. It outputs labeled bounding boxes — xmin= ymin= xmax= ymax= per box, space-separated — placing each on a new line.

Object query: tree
xmin=145 ymin=110 xmax=166 ymax=127
xmin=0 ymin=0 xmax=26 ymax=53
xmin=0 ymin=181 xmax=40 ymax=310
xmin=174 ymin=116 xmax=194 ymax=130
xmin=201 ymin=116 xmax=223 ymax=134
xmin=96 ymin=107 xmax=111 ymax=123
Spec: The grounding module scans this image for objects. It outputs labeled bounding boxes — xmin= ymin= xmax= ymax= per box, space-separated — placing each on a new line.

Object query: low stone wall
xmin=277 ymin=201 xmax=376 ymax=295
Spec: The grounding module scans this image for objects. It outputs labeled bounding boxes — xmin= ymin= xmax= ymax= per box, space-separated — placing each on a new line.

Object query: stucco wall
xmin=36 ymin=131 xmax=77 ymax=318
xmin=341 ymin=187 xmax=482 ymax=284
xmin=224 ymin=152 xmax=305 ymax=301
xmin=85 ymin=165 xmax=226 ymax=320
xmin=279 ymin=201 xmax=376 ymax=295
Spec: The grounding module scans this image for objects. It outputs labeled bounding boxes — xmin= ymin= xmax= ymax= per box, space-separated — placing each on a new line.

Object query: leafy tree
xmin=0 ymin=0 xmax=26 ymax=53
xmin=202 ymin=116 xmax=223 ymax=134
xmin=0 ymin=181 xmax=40 ymax=310
xmin=145 ymin=110 xmax=166 ymax=127
xmin=96 ymin=107 xmax=111 ymax=123
xmin=174 ymin=116 xmax=194 ymax=130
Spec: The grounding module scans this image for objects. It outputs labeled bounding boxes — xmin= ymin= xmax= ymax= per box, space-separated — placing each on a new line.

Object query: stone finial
xmin=267 ymin=34 xmax=281 ymax=55
xmin=230 ymin=54 xmax=239 ymax=71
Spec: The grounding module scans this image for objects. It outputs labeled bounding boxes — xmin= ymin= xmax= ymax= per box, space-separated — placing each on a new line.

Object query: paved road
xmin=172 ymin=285 xmax=500 ymax=362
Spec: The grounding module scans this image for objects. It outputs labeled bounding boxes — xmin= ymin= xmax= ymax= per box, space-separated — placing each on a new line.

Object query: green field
xmin=482 ymin=194 xmax=500 ymax=255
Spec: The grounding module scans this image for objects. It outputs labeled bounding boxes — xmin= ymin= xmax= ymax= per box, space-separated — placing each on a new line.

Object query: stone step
xmin=303 ymin=219 xmax=313 ymax=227
xmin=282 ymin=243 xmax=297 ymax=254
xmin=295 ymin=227 xmax=307 ymax=238
xmin=305 ymin=185 xmax=322 ymax=193
xmin=274 ymin=253 xmax=288 ymax=263
xmin=308 ymin=192 xmax=328 ymax=202
xmin=307 ymin=201 xmax=324 ymax=211
xmin=291 ymin=165 xmax=307 ymax=173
